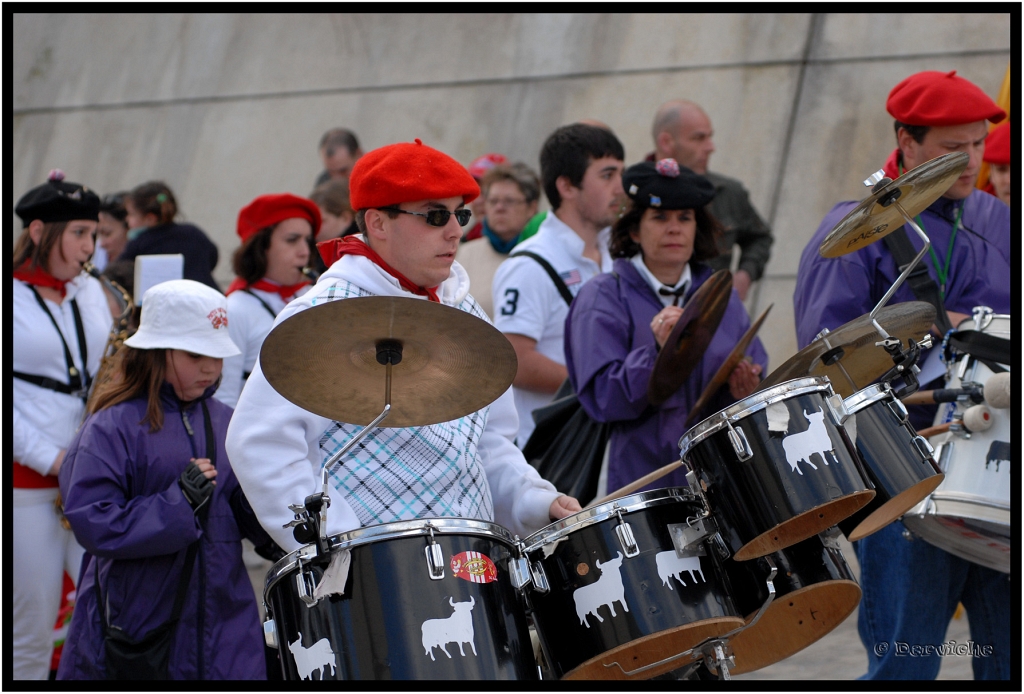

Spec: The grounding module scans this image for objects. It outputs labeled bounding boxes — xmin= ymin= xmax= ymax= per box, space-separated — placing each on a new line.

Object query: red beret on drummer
xmin=349 ymin=138 xmax=480 ymax=210
xmin=886 ymin=70 xmax=1006 ymax=126
xmin=237 ymin=193 xmax=321 ymax=243
xmin=983 ymin=121 xmax=1011 ymax=165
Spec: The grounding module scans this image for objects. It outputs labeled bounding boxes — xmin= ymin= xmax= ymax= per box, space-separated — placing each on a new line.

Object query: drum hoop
xmin=679 ymin=377 xmax=833 ymax=457
xmin=842 ymin=382 xmax=892 ymax=415
xmin=265 ymin=517 xmax=515 ymax=594
xmin=957 ymin=312 xmax=1011 ymax=334
xmin=522 ymin=487 xmax=697 ymax=554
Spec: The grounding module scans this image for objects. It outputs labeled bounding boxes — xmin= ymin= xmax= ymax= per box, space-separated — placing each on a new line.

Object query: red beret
xmin=349 ymin=139 xmax=480 ymax=211
xmin=237 ymin=193 xmax=321 ymax=243
xmin=887 ymin=70 xmax=1006 ymax=127
xmin=984 ymin=121 xmax=1011 ymax=165
xmin=468 ymin=152 xmax=507 ymax=180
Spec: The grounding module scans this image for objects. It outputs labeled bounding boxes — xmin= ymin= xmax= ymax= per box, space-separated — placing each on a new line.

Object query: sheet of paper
xmin=134 ymin=254 xmax=184 ymax=304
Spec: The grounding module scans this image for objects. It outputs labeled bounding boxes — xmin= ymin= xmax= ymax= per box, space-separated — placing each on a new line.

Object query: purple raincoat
xmin=794 ymin=190 xmax=1010 ymax=429
xmin=56 ymin=382 xmax=268 ymax=680
xmin=565 ymin=259 xmax=768 ymax=493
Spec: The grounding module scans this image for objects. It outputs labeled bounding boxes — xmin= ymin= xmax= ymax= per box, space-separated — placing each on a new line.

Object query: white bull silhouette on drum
xmin=782 ymin=408 xmax=837 ymax=475
xmin=656 ymin=550 xmax=705 ymax=589
xmin=421 ymin=596 xmax=477 ymax=661
xmin=573 ymin=551 xmax=629 ymax=628
xmin=288 ymin=632 xmax=336 ymax=680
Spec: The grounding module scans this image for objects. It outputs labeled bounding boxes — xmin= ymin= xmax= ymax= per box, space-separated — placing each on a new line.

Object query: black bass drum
xmin=522 ymin=488 xmax=744 ymax=680
xmin=680 ymin=376 xmax=874 ymax=561
xmin=263 ymin=518 xmax=538 ymax=680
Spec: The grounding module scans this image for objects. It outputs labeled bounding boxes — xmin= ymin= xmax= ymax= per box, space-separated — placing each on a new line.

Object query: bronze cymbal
xmin=759 ymin=301 xmax=936 ymax=398
xmin=648 ymin=269 xmax=733 ymax=407
xmin=684 ymin=303 xmax=773 ymax=428
xmin=818 ymin=152 xmax=969 ymax=258
xmin=259 ymin=296 xmax=518 ymax=427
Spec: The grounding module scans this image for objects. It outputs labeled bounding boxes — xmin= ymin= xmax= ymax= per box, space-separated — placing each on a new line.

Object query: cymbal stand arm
xmin=316 ymin=358 xmax=396 ymax=546
xmin=868 ymin=200 xmax=931 ymax=339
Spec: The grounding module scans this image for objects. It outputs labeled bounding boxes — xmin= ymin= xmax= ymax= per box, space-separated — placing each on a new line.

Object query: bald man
xmin=651 ymin=100 xmax=773 ymax=301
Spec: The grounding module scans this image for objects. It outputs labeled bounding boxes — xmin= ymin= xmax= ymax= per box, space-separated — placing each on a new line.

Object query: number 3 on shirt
xmin=501 ymin=288 xmax=519 ymax=315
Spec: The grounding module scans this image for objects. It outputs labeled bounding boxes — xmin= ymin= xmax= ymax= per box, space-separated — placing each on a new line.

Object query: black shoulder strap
xmin=15 ymin=286 xmax=90 ymax=399
xmin=882 ymin=229 xmax=954 ymax=335
xmin=509 ymin=251 xmax=573 ymax=306
xmin=242 ymin=289 xmax=278 ymax=319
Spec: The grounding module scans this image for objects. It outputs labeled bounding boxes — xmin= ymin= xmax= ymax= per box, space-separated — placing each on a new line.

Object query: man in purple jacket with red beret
xmin=794 ymin=70 xmax=1010 ymax=680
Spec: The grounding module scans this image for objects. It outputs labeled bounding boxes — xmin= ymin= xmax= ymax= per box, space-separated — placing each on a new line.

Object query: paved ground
xmin=735 ymin=535 xmax=974 ymax=681
xmin=247 ymin=536 xmax=976 ymax=681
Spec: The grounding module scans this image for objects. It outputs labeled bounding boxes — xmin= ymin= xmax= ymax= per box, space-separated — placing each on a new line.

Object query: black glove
xmin=179 ymin=462 xmax=215 ymax=511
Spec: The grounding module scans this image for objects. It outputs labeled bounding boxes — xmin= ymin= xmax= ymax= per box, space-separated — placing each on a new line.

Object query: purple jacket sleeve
xmin=567 ymin=277 xmax=658 ymax=423
xmin=60 ymin=417 xmax=201 ymax=560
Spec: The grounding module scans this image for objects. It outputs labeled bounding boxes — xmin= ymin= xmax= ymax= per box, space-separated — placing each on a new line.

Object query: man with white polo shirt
xmin=492 ymin=123 xmax=625 ymax=447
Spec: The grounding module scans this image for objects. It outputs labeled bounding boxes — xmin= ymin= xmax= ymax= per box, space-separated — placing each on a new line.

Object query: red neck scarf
xmin=13 ymin=260 xmax=69 ymax=299
xmin=226 ymin=277 xmax=310 ymax=301
xmin=317 ymin=236 xmax=440 ymax=302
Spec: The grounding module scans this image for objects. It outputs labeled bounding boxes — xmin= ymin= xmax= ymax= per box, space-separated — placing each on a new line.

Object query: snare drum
xmin=903 ymin=312 xmax=1011 ymax=574
xmin=522 ymin=488 xmax=744 ymax=680
xmin=723 ymin=529 xmax=860 ymax=675
xmin=680 ymin=377 xmax=874 ymax=560
xmin=837 ymin=383 xmax=944 ymax=541
xmin=264 ymin=518 xmax=538 ymax=680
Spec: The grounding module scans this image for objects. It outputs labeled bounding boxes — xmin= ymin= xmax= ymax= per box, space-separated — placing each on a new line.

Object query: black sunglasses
xmin=379 ymin=207 xmax=473 ymax=227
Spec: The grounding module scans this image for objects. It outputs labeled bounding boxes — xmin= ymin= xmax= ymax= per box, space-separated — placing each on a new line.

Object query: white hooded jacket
xmin=226 ymin=237 xmax=561 ymax=551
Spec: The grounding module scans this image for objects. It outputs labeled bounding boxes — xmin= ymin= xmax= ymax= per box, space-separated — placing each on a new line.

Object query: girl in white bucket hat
xmin=55 ymin=280 xmax=280 ymax=681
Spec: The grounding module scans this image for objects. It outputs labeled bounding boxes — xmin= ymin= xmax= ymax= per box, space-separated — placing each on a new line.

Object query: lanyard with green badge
xmin=900 ymin=162 xmax=963 ymax=300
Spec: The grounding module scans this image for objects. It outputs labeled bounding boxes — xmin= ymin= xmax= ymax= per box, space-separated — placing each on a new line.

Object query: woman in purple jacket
xmin=565 ymin=159 xmax=768 ymax=494
xmin=57 ymin=280 xmax=273 ymax=680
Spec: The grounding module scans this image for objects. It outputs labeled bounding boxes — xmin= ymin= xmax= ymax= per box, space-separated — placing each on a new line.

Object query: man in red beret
xmin=227 ymin=139 xmax=581 ymax=559
xmin=795 ymin=70 xmax=1010 ymax=680
xmin=983 ymin=120 xmax=1011 ymax=207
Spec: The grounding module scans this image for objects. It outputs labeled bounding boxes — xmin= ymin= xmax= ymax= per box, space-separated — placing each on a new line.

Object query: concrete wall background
xmin=12 ymin=12 xmax=1010 ymax=370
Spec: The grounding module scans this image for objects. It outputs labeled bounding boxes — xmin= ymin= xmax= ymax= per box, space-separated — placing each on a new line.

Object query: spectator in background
xmin=314 ymin=128 xmax=363 ymax=189
xmin=651 ymin=99 xmax=773 ymax=301
xmin=119 ymin=181 xmax=221 ymax=291
xmin=217 ymin=193 xmax=320 ymax=409
xmin=455 ymin=163 xmax=540 ymax=319
xmin=308 ymin=178 xmax=357 ymax=276
xmin=983 ymin=120 xmax=1011 ymax=207
xmin=492 ymin=123 xmax=624 ymax=447
xmin=462 ymin=152 xmax=508 ymax=242
xmin=96 ymin=192 xmax=130 ymax=267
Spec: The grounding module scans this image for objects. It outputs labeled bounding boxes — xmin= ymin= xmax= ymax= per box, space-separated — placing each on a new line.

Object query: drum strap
xmin=946 ymin=330 xmax=1010 ymax=373
xmin=508 ymin=251 xmax=573 ymax=306
xmin=882 ymin=229 xmax=954 ymax=336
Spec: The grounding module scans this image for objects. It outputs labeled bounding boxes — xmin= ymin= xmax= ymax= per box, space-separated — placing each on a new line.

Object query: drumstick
xmin=916 ymin=421 xmax=954 ymax=439
xmin=587 ymin=460 xmax=683 ymax=508
xmin=684 ymin=304 xmax=772 ymax=428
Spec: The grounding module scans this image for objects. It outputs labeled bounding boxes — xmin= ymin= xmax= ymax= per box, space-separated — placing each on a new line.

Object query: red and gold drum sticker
xmin=450 ymin=551 xmax=498 ymax=583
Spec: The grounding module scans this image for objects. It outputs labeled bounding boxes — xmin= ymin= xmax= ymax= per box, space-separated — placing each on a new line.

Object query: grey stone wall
xmin=13 ymin=12 xmax=1010 ymax=371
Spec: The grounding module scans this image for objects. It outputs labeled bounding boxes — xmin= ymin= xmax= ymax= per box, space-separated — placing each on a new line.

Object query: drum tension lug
xmin=263 ymin=618 xmax=279 ymax=649
xmin=725 ymin=421 xmax=753 ymax=461
xmin=294 ymin=554 xmax=320 ymax=607
xmin=424 ymin=525 xmax=445 ymax=580
xmin=510 ymin=554 xmax=533 ymax=591
xmin=529 ymin=560 xmax=550 ymax=594
xmin=613 ymin=508 xmax=640 ymax=558
xmin=826 ymin=393 xmax=850 ymax=425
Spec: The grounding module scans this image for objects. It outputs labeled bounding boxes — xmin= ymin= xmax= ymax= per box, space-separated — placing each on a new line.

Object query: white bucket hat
xmin=124 ymin=279 xmax=241 ymax=358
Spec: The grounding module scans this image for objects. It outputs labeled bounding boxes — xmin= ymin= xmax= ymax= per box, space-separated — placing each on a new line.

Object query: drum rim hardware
xmin=678 ymin=377 xmax=833 ymax=455
xmin=522 ymin=487 xmax=694 ymax=554
xmin=265 ymin=517 xmax=516 ymax=596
